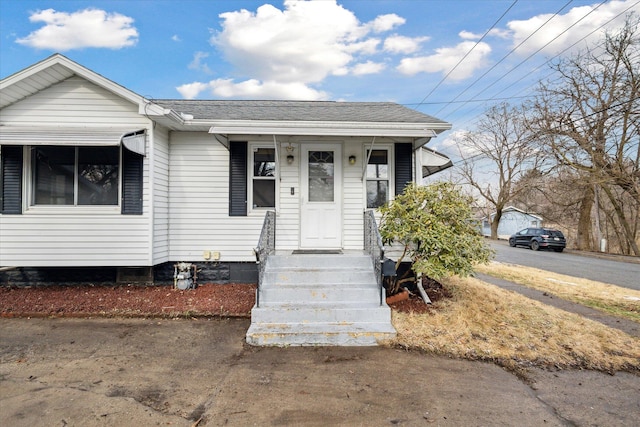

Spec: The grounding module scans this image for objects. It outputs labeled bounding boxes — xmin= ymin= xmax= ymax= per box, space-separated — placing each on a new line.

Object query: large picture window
xmin=251 ymin=147 xmax=276 ymax=208
xmin=32 ymin=146 xmax=119 ymax=206
xmin=366 ymin=149 xmax=389 ymax=208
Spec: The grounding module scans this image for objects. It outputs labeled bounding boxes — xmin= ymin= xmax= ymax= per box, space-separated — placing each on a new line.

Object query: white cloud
xmin=176 ymin=82 xmax=211 ymax=99
xmin=188 ymin=51 xmax=212 ymax=74
xmin=459 ymin=30 xmax=480 ymax=40
xmin=506 ymin=0 xmax=640 ymax=56
xmin=172 ymin=35 xmax=181 ymax=42
xmin=351 ymin=61 xmax=386 ymax=76
xmin=439 ymin=129 xmax=480 ymax=157
xmin=180 ymin=0 xmax=410 ymax=99
xmin=176 ymin=78 xmax=328 ymax=100
xmin=397 ymin=41 xmax=491 ymax=80
xmin=16 ymin=8 xmax=138 ymax=50
xmin=366 ymin=13 xmax=405 ymax=33
xmin=383 ymin=34 xmax=430 ymax=54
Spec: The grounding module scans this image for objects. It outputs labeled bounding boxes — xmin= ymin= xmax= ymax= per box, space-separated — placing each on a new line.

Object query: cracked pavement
xmin=1 ymin=317 xmax=638 ymax=426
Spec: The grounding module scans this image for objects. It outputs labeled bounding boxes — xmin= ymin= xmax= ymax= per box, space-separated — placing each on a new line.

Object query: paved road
xmin=489 ymin=240 xmax=640 ymax=290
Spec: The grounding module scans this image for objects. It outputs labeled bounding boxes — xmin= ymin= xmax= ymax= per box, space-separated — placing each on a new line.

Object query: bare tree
xmin=530 ymin=14 xmax=640 ymax=254
xmin=455 ymin=103 xmax=546 ymax=239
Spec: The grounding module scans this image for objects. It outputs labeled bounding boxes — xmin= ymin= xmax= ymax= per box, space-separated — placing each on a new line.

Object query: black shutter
xmin=1 ymin=145 xmax=23 ymax=214
xmin=229 ymin=142 xmax=247 ymax=216
xmin=121 ymin=148 xmax=143 ymax=215
xmin=395 ymin=143 xmax=413 ymax=196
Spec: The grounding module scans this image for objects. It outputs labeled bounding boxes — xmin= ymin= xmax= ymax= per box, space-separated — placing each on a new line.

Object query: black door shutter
xmin=395 ymin=143 xmax=413 ymax=196
xmin=1 ymin=145 xmax=23 ymax=214
xmin=121 ymin=148 xmax=143 ymax=215
xmin=229 ymin=142 xmax=248 ymax=216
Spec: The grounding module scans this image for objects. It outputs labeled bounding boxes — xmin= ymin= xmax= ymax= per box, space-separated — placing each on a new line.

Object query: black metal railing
xmin=254 ymin=210 xmax=276 ymax=307
xmin=364 ymin=210 xmax=385 ymax=305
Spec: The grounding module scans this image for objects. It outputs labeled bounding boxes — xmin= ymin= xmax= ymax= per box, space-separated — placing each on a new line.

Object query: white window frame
xmin=24 ymin=145 xmax=122 ymax=214
xmin=364 ymin=145 xmax=393 ymax=208
xmin=248 ymin=143 xmax=278 ymax=214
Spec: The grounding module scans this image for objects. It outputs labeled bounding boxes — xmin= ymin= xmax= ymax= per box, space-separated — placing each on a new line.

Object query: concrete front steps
xmin=246 ymin=253 xmax=396 ymax=346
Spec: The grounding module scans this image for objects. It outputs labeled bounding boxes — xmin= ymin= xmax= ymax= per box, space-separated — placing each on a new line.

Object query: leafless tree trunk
xmin=455 ymin=103 xmax=546 ymax=239
xmin=529 ymin=14 xmax=640 ymax=254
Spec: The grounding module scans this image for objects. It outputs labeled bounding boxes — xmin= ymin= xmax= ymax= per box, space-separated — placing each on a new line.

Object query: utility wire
xmin=433 ymin=0 xmax=574 ymax=117
xmin=444 ymin=0 xmax=608 ymax=119
xmin=444 ymin=0 xmax=639 ymax=130
xmin=414 ymin=0 xmax=519 ymax=111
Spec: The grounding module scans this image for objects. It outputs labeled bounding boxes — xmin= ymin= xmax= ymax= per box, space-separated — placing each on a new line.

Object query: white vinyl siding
xmin=152 ymin=126 xmax=170 ymax=264
xmin=168 ymin=133 xmax=265 ymax=262
xmin=0 ymin=77 xmax=153 ymax=267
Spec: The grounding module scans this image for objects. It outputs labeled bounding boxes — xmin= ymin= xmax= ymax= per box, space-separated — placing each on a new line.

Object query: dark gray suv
xmin=509 ymin=228 xmax=566 ymax=252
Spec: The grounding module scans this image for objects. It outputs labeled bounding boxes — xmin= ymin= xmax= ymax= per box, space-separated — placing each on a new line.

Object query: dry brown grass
xmin=390 ymin=275 xmax=640 ymax=374
xmin=475 ymin=262 xmax=640 ymax=322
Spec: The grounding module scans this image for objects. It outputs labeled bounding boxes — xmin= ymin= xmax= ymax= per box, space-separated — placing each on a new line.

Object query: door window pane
xmin=308 ymin=151 xmax=334 ymax=202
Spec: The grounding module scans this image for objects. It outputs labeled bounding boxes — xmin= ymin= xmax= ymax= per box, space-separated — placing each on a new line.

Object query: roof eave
xmin=208 ymin=120 xmax=451 ymax=138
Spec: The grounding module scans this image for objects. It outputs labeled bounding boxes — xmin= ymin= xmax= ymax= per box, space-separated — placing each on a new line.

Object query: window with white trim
xmin=250 ymin=146 xmax=276 ymax=209
xmin=31 ymin=145 xmax=119 ymax=206
xmin=366 ymin=149 xmax=390 ymax=208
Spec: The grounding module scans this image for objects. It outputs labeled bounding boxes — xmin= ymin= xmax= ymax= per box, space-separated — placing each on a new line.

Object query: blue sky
xmin=1 ymin=0 xmax=638 ymax=156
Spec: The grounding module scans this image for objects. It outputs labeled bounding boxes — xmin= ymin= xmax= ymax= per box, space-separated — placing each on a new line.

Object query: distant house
xmin=481 ymin=206 xmax=543 ymax=239
xmin=0 ymin=54 xmax=453 ymax=285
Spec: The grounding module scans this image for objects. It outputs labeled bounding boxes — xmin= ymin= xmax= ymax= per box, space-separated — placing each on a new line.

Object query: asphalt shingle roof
xmin=153 ymin=100 xmax=447 ymax=124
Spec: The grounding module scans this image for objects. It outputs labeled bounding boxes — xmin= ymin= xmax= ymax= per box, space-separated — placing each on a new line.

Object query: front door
xmin=300 ymin=144 xmax=342 ymax=249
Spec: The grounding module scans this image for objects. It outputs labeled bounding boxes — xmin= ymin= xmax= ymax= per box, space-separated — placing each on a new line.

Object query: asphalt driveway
xmin=1 ymin=317 xmax=638 ymax=426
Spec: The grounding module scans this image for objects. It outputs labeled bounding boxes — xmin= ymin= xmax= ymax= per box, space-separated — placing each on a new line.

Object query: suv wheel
xmin=530 ymin=240 xmax=540 ymax=251
xmin=508 ymin=237 xmax=516 ymax=247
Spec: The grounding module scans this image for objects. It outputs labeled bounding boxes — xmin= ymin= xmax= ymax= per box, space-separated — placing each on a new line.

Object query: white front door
xmin=300 ymin=144 xmax=342 ymax=249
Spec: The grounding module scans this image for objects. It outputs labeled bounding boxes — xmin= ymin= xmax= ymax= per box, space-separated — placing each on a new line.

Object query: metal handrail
xmin=254 ymin=210 xmax=276 ymax=307
xmin=364 ymin=210 xmax=385 ymax=305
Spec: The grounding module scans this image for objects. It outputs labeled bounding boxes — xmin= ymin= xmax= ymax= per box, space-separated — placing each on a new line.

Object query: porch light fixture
xmin=287 ymin=154 xmax=294 ymax=164
xmin=349 ymin=155 xmax=356 ymax=165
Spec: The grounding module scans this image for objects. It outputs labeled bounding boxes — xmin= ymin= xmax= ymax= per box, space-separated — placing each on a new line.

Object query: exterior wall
xmin=168 ymin=132 xmax=265 ymax=262
xmin=0 ymin=77 xmax=153 ymax=267
xmin=167 ymin=133 xmax=408 ymax=262
xmin=482 ymin=210 xmax=542 ymax=239
xmin=152 ymin=125 xmax=170 ymax=264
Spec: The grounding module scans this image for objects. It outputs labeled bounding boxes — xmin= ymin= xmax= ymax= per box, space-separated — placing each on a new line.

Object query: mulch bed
xmin=0 ymin=277 xmax=452 ymax=318
xmin=387 ymin=277 xmax=452 ymax=314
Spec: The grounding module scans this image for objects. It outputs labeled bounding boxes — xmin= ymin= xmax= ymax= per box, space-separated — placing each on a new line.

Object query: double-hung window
xmin=366 ymin=149 xmax=390 ymax=208
xmin=251 ymin=147 xmax=276 ymax=209
xmin=32 ymin=145 xmax=119 ymax=206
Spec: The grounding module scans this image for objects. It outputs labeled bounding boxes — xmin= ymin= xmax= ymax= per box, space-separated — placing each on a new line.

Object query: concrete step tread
xmin=247 ymin=322 xmax=397 ymax=333
xmin=254 ymin=302 xmax=386 ymax=309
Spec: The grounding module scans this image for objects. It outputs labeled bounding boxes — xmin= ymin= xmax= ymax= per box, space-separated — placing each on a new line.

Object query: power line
xmin=414 ymin=0 xmax=519 ymax=111
xmin=433 ymin=0 xmax=574 ymax=118
xmin=443 ymin=0 xmax=608 ymax=119
xmin=443 ymin=0 xmax=640 ymax=130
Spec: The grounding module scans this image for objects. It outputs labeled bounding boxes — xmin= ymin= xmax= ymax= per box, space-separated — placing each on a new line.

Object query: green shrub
xmin=379 ymin=182 xmax=492 ymax=287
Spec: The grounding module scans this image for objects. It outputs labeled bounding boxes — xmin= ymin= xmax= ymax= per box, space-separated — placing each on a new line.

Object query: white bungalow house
xmin=1 ymin=54 xmax=452 ymax=345
xmin=481 ymin=206 xmax=543 ymax=239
